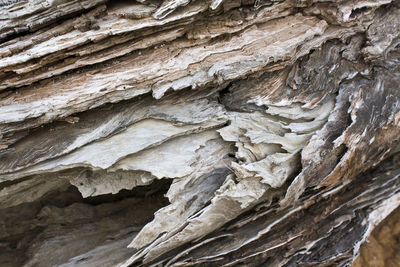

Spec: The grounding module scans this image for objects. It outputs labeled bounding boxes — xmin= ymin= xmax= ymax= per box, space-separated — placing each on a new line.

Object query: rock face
xmin=0 ymin=0 xmax=399 ymax=266
xmin=353 ymin=205 xmax=400 ymax=267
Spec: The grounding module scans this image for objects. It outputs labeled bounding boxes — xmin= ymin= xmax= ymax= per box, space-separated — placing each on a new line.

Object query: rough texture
xmin=0 ymin=0 xmax=399 ymax=266
xmin=352 ymin=205 xmax=400 ymax=267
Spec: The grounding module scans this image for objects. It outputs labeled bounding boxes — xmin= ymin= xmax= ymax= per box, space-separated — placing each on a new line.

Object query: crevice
xmin=334 ymin=144 xmax=349 ymax=166
xmin=349 ymin=7 xmax=369 ymax=19
xmin=0 ymin=179 xmax=171 ymax=267
xmin=217 ymin=82 xmax=232 ymax=105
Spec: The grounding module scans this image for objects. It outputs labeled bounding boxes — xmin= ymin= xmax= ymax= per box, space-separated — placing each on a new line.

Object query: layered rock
xmin=0 ymin=0 xmax=399 ymax=266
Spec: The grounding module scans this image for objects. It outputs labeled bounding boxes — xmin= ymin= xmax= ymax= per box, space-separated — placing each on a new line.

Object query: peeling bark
xmin=0 ymin=0 xmax=399 ymax=266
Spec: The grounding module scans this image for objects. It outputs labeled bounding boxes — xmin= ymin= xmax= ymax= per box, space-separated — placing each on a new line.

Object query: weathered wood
xmin=0 ymin=0 xmax=399 ymax=266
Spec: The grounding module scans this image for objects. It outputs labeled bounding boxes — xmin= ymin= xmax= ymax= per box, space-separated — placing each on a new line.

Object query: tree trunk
xmin=0 ymin=0 xmax=399 ymax=266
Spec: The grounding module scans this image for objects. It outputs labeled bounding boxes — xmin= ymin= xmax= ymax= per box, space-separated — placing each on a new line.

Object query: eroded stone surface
xmin=353 ymin=205 xmax=400 ymax=267
xmin=0 ymin=0 xmax=399 ymax=266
